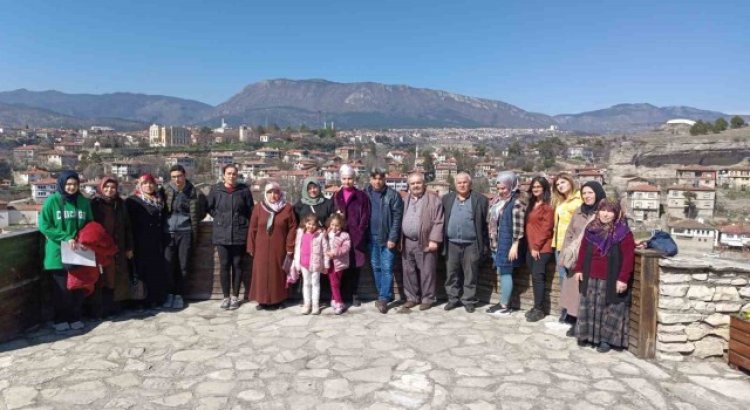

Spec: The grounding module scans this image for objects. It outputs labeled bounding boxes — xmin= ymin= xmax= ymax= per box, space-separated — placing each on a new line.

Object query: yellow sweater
xmin=553 ymin=191 xmax=583 ymax=249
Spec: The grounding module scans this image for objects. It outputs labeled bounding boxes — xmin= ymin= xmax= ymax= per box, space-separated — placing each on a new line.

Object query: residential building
xmin=669 ymin=219 xmax=717 ymax=253
xmin=426 ymin=181 xmax=450 ymax=196
xmin=385 ymin=173 xmax=408 ymax=192
xmin=45 ymin=151 xmax=79 ymax=169
xmin=239 ymin=125 xmax=251 ymax=142
xmin=676 ymin=166 xmax=716 ymax=188
xmin=334 ymin=145 xmax=358 ymax=161
xmin=12 ymin=145 xmax=42 ymax=165
xmin=13 ymin=168 xmax=50 ymax=186
xmin=254 ymin=148 xmax=281 ymax=160
xmin=718 ymin=224 xmax=750 ymax=249
xmin=211 ymin=152 xmax=235 ymax=180
xmin=149 ymin=124 xmax=190 ymax=147
xmin=165 ymin=154 xmax=196 ymax=174
xmin=666 ymin=185 xmax=716 ymax=219
xmin=626 ymin=184 xmax=661 ymax=222
xmin=387 ymin=150 xmax=408 ymax=163
xmin=31 ymin=178 xmax=58 ymax=203
xmin=567 ymin=146 xmax=594 ymax=162
xmin=435 ymin=162 xmax=457 ymax=182
xmin=474 ymin=162 xmax=494 ymax=178
xmin=718 ymin=165 xmax=750 ymax=190
xmin=107 ymin=161 xmax=151 ymax=179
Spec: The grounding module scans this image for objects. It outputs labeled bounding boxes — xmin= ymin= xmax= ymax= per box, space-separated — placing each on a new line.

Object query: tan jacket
xmin=400 ymin=192 xmax=444 ymax=251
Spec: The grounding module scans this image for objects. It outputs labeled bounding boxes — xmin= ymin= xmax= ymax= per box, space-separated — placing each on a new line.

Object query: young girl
xmin=292 ymin=214 xmax=327 ymax=315
xmin=325 ymin=214 xmax=351 ymax=315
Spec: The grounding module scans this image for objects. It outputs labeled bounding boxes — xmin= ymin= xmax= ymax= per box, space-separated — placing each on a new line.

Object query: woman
xmin=332 ymin=164 xmax=371 ymax=308
xmin=38 ymin=170 xmax=93 ymax=331
xmin=247 ymin=182 xmax=297 ymax=310
xmin=207 ymin=164 xmax=254 ymax=310
xmin=294 ymin=177 xmax=334 ymax=227
xmin=573 ymin=199 xmax=635 ymax=353
xmin=523 ymin=176 xmax=555 ymax=322
xmin=559 ymin=181 xmax=607 ymax=334
xmin=126 ymin=174 xmax=167 ymax=308
xmin=91 ymin=176 xmax=134 ymax=317
xmin=552 ymin=172 xmax=582 ymax=321
xmin=486 ymin=171 xmax=526 ymax=316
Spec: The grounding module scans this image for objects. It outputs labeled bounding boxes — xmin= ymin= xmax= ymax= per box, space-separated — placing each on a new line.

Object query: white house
xmin=31 ymin=178 xmax=58 ymax=203
xmin=718 ymin=224 xmax=750 ymax=249
xmin=669 ymin=219 xmax=718 ymax=253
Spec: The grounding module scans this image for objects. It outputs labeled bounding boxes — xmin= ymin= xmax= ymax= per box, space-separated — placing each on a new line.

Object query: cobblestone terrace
xmin=1 ymin=300 xmax=748 ymax=409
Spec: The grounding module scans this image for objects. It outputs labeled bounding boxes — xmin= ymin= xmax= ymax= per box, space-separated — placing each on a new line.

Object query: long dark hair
xmin=526 ymin=176 xmax=551 ymax=216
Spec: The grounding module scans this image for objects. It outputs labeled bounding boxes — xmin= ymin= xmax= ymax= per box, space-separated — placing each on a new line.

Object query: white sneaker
xmin=70 ymin=321 xmax=85 ymax=330
xmin=53 ymin=322 xmax=70 ymax=332
xmin=163 ymin=294 xmax=174 ymax=308
xmin=172 ymin=295 xmax=184 ymax=309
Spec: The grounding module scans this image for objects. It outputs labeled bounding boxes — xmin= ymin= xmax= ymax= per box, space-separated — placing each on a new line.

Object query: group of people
xmin=39 ymin=163 xmax=634 ymax=353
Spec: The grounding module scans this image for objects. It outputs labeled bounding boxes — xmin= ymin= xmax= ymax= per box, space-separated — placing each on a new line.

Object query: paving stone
xmin=3 ymin=386 xmax=38 ymax=409
xmin=105 ymin=373 xmax=141 ymax=388
xmin=323 ymin=379 xmax=351 ymax=399
xmin=195 ymin=381 xmax=236 ymax=397
xmin=237 ymin=389 xmax=266 ymax=402
xmin=151 ymin=392 xmax=193 ymax=407
xmin=342 ymin=367 xmax=392 ymax=383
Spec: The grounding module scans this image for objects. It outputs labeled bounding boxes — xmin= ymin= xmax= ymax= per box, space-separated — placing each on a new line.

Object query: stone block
xmin=739 ymin=286 xmax=750 ymax=298
xmin=703 ymin=313 xmax=730 ymax=327
xmin=686 ymin=285 xmax=714 ymax=301
xmin=709 ymin=327 xmax=730 ymax=341
xmin=691 ymin=273 xmax=708 ymax=281
xmin=659 ymin=324 xmax=686 ymax=334
xmin=714 ymin=302 xmax=743 ymax=313
xmin=730 ymin=278 xmax=748 ymax=286
xmin=658 ymin=333 xmax=688 ymax=343
xmin=693 ymin=338 xmax=726 ymax=358
xmin=685 ymin=324 xmax=712 ymax=341
xmin=655 ymin=352 xmax=685 ymax=362
xmin=689 ymin=301 xmax=716 ymax=314
xmin=660 ymin=285 xmax=689 ymax=297
xmin=658 ymin=312 xmax=702 ymax=324
xmin=659 ymin=297 xmax=689 ymax=311
xmin=656 ymin=341 xmax=695 ymax=353
xmin=660 ymin=273 xmax=692 ymax=284
xmin=713 ymin=287 xmax=740 ymax=302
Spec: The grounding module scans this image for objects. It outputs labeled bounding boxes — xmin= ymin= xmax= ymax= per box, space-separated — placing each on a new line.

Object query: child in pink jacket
xmin=293 ymin=214 xmax=328 ymax=315
xmin=326 ymin=214 xmax=351 ymax=315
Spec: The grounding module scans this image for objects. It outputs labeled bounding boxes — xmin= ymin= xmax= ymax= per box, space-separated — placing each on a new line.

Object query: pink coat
xmin=327 ymin=231 xmax=351 ymax=272
xmin=293 ymin=228 xmax=327 ymax=273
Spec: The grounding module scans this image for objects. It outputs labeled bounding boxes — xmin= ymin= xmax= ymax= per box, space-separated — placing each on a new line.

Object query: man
xmin=163 ymin=165 xmax=206 ymax=309
xmin=442 ymin=172 xmax=489 ymax=313
xmin=365 ymin=168 xmax=403 ymax=314
xmin=399 ymin=172 xmax=443 ymax=313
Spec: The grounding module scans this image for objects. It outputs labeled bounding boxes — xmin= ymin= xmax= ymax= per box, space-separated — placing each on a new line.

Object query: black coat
xmin=293 ymin=198 xmax=335 ymax=227
xmin=125 ymin=195 xmax=167 ymax=304
xmin=442 ymin=191 xmax=490 ymax=257
xmin=206 ymin=182 xmax=255 ymax=245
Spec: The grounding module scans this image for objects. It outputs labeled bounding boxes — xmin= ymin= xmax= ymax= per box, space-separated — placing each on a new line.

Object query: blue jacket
xmin=494 ymin=195 xmax=524 ymax=270
xmin=365 ymin=185 xmax=404 ymax=246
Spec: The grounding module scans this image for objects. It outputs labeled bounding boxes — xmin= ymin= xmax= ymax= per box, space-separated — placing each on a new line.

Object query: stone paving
xmin=1 ymin=300 xmax=748 ymax=410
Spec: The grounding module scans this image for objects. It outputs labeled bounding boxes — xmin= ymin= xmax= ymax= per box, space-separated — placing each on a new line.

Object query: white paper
xmin=61 ymin=242 xmax=97 ymax=267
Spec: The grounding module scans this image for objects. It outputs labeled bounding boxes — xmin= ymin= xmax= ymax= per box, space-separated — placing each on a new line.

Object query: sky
xmin=0 ymin=0 xmax=748 ymax=114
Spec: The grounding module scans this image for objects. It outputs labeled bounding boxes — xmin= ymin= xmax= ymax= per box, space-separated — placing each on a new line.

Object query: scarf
xmin=56 ymin=170 xmax=80 ymax=203
xmin=134 ymin=173 xmax=162 ymax=207
xmin=300 ymin=177 xmax=325 ymax=206
xmin=584 ymin=199 xmax=630 ymax=255
xmin=263 ymin=182 xmax=287 ymax=233
xmin=97 ymin=176 xmax=119 ymax=203
xmin=580 ymin=181 xmax=606 ymax=216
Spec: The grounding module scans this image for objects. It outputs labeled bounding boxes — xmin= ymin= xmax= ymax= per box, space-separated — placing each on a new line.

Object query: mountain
xmin=0 ymin=102 xmax=147 ymax=130
xmin=553 ymin=103 xmax=728 ymax=133
xmin=208 ymin=79 xmax=554 ymax=128
xmin=0 ymin=89 xmax=212 ymax=125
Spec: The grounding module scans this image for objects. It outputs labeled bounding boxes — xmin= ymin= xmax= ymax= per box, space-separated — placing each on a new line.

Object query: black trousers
xmin=527 ymin=251 xmax=553 ymax=310
xmin=50 ymin=269 xmax=85 ymax=324
xmin=444 ymin=241 xmax=480 ymax=306
xmin=341 ymin=266 xmax=361 ymax=304
xmin=164 ymin=232 xmax=192 ymax=296
xmin=217 ymin=244 xmax=244 ymax=298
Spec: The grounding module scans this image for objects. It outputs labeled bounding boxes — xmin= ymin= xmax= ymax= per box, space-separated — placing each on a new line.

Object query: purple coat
xmin=333 ymin=188 xmax=371 ymax=267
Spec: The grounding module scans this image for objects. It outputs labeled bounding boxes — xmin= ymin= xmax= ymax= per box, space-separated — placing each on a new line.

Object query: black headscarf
xmin=580 ymin=181 xmax=606 ymax=216
xmin=57 ymin=170 xmax=80 ymax=203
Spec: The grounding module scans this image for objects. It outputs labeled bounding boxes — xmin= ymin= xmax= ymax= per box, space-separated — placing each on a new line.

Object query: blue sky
xmin=0 ymin=0 xmax=748 ymax=114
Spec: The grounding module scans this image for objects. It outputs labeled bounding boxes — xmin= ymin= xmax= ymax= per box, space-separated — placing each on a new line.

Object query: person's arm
xmin=122 ymin=201 xmax=134 ymax=258
xmin=479 ymin=197 xmax=490 ymax=255
xmin=387 ymin=194 xmax=404 ymax=245
xmin=292 ymin=228 xmax=302 ymax=269
xmin=512 ymin=202 xmax=526 ymax=242
xmin=356 ymin=193 xmax=371 ymax=247
xmin=573 ymin=236 xmax=588 ymax=274
xmin=206 ymin=187 xmax=216 ymax=217
xmin=338 ymin=233 xmax=352 ymax=256
xmin=285 ymin=208 xmax=298 ymax=254
xmin=247 ymin=207 xmax=258 ymax=256
xmin=428 ymin=200 xmax=444 ymax=244
xmin=38 ymin=197 xmax=70 ymax=242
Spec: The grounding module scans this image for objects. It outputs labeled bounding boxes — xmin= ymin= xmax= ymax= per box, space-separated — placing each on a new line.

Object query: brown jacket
xmin=400 ymin=192 xmax=444 ymax=251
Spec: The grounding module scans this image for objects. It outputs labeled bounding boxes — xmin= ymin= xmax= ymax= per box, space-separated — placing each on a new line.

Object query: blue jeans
xmin=497 ymin=267 xmax=513 ymax=306
xmin=370 ymin=240 xmax=396 ymax=301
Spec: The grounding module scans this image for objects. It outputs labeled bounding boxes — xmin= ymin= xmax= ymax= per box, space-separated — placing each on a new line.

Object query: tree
xmin=683 ymin=191 xmax=698 ymax=219
xmin=690 ymin=120 xmax=710 ymax=136
xmin=714 ymin=118 xmax=728 ymax=132
xmin=507 ymin=141 xmax=522 ymax=156
xmin=731 ymin=115 xmax=746 ymax=129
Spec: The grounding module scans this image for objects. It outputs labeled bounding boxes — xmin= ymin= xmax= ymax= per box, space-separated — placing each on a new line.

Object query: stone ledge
xmin=659 ymin=255 xmax=750 ymax=273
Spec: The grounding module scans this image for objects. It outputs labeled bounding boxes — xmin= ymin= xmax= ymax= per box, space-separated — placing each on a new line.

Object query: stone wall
xmin=656 ymin=255 xmax=750 ymax=361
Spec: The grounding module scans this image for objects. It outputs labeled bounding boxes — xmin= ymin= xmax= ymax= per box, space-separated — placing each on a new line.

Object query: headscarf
xmin=262 ymin=182 xmax=286 ymax=233
xmin=300 ymin=177 xmax=325 ymax=206
xmin=580 ymin=181 xmax=606 ymax=216
xmin=495 ymin=171 xmax=519 ymax=199
xmin=134 ymin=173 xmax=162 ymax=207
xmin=339 ymin=164 xmax=356 ymax=178
xmin=56 ymin=170 xmax=80 ymax=203
xmin=97 ymin=176 xmax=119 ymax=203
xmin=584 ymin=199 xmax=630 ymax=255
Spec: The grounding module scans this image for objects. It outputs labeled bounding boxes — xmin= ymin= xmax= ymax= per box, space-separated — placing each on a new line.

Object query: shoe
xmin=333 ymin=303 xmax=344 ymax=315
xmin=229 ymin=297 xmax=240 ymax=310
xmin=486 ymin=304 xmax=504 ymax=314
xmin=398 ymin=306 xmax=412 ymax=314
xmin=70 ymin=321 xmax=85 ymax=330
xmin=464 ymin=305 xmax=475 ymax=313
xmin=418 ymin=302 xmax=432 ymax=311
xmin=444 ymin=301 xmax=461 ymax=311
xmin=577 ymin=339 xmax=588 ymax=347
xmin=172 ymin=295 xmax=184 ymax=309
xmin=558 ymin=309 xmax=568 ymax=323
xmin=163 ymin=294 xmax=174 ymax=309
xmin=255 ymin=304 xmax=266 ymax=311
xmin=311 ymin=305 xmax=320 ymax=315
xmin=53 ymin=322 xmax=70 ymax=332
xmin=596 ymin=342 xmax=611 ymax=353
xmin=352 ymin=295 xmax=361 ymax=307
xmin=525 ymin=308 xmax=545 ymax=322
xmin=402 ymin=301 xmax=418 ymax=309
xmin=566 ymin=326 xmax=576 ymax=337
xmin=376 ymin=300 xmax=388 ymax=314
xmin=220 ymin=298 xmax=231 ymax=309
xmin=301 ymin=304 xmax=312 ymax=315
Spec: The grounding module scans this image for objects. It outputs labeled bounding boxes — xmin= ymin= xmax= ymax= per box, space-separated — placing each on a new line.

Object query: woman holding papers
xmin=38 ymin=170 xmax=93 ymax=332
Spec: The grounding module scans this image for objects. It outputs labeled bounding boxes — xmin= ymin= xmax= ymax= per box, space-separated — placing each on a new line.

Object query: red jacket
xmin=525 ymin=203 xmax=554 ymax=254
xmin=67 ymin=221 xmax=119 ymax=295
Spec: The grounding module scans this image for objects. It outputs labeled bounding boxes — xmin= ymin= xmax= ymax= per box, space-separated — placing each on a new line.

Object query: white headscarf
xmin=339 ymin=164 xmax=356 ymax=178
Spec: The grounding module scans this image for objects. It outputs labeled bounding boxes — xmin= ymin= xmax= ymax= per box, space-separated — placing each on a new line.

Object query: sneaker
xmin=163 ymin=294 xmax=174 ymax=309
xmin=464 ymin=304 xmax=475 ymax=313
xmin=489 ymin=306 xmax=512 ymax=316
xmin=229 ymin=297 xmax=240 ymax=310
xmin=172 ymin=295 xmax=184 ymax=309
xmin=486 ymin=304 xmax=504 ymax=314
xmin=70 ymin=321 xmax=85 ymax=330
xmin=526 ymin=308 xmax=545 ymax=322
xmin=53 ymin=322 xmax=70 ymax=332
xmin=220 ymin=298 xmax=231 ymax=310
xmin=301 ymin=304 xmax=312 ymax=315
xmin=333 ymin=304 xmax=344 ymax=315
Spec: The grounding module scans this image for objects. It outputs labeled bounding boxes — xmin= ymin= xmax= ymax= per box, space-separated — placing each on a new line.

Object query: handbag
xmin=128 ymin=261 xmax=147 ymax=300
xmin=646 ymin=230 xmax=678 ymax=256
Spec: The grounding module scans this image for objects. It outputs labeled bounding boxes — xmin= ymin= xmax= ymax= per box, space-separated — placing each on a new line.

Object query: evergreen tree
xmin=731 ymin=115 xmax=746 ymax=129
xmin=714 ymin=118 xmax=728 ymax=132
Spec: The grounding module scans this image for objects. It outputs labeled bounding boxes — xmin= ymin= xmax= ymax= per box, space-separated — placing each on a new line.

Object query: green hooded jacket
xmin=38 ymin=192 xmax=94 ymax=270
